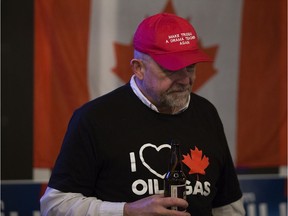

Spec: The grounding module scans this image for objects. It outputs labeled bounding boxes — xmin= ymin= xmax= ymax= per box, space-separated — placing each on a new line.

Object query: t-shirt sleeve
xmin=48 ymin=108 xmax=102 ymax=196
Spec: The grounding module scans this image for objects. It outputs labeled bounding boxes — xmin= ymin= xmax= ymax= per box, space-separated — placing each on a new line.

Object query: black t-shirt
xmin=49 ymin=83 xmax=242 ymax=215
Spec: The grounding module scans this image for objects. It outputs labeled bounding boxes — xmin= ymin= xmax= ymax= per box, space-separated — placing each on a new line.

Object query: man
xmin=41 ymin=13 xmax=245 ymax=215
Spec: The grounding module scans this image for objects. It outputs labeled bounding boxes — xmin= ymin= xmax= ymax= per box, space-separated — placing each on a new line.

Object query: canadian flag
xmin=34 ymin=0 xmax=287 ymax=171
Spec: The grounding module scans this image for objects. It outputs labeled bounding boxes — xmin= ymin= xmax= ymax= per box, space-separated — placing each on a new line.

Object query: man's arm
xmin=40 ymin=187 xmax=125 ymax=216
xmin=212 ymin=198 xmax=245 ymax=216
xmin=41 ymin=187 xmax=190 ymax=216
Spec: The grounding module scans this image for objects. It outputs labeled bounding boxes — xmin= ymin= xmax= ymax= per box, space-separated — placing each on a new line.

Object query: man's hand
xmin=123 ymin=194 xmax=190 ymax=216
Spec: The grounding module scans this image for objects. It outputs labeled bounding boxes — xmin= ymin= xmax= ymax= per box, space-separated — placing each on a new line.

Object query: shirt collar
xmin=130 ymin=75 xmax=190 ymax=114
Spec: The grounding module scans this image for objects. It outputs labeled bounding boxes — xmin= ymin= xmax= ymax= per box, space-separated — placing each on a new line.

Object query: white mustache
xmin=167 ymin=85 xmax=191 ymax=94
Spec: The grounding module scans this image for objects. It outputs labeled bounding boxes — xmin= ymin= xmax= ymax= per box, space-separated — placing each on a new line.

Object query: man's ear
xmin=130 ymin=59 xmax=144 ymax=80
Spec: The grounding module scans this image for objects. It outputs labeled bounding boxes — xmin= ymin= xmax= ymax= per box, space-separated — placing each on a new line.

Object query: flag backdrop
xmin=237 ymin=0 xmax=287 ymax=167
xmin=34 ymin=0 xmax=90 ymax=168
xmin=34 ymin=0 xmax=287 ymax=171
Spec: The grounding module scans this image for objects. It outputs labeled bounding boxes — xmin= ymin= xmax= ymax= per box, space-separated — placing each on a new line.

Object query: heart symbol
xmin=139 ymin=143 xmax=171 ymax=179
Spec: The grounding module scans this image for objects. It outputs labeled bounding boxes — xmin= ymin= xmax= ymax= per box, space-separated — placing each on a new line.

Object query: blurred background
xmin=1 ymin=0 xmax=287 ymax=215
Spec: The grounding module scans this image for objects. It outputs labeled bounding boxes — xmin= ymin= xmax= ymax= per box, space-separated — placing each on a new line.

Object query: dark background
xmin=2 ymin=0 xmax=34 ymax=179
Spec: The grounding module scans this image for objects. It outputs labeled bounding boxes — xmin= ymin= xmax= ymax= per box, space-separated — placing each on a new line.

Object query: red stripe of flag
xmin=237 ymin=0 xmax=287 ymax=167
xmin=34 ymin=0 xmax=90 ymax=168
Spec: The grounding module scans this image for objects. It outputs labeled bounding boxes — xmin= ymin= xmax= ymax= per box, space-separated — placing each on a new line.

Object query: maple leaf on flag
xmin=182 ymin=147 xmax=209 ymax=175
xmin=192 ymin=42 xmax=218 ymax=91
xmin=112 ymin=42 xmax=134 ymax=83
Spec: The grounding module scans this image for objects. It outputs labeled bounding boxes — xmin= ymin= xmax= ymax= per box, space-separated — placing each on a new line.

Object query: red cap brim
xmin=150 ymin=49 xmax=212 ymax=71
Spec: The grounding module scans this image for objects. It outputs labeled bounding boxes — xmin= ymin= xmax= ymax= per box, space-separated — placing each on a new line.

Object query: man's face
xmin=138 ymin=57 xmax=196 ymax=113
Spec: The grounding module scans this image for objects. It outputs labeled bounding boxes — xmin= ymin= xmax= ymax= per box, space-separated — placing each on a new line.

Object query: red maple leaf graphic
xmin=182 ymin=147 xmax=209 ymax=175
xmin=112 ymin=0 xmax=218 ymax=86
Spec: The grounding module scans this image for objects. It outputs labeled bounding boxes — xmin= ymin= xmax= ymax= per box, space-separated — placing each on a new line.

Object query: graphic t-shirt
xmin=48 ymin=83 xmax=242 ymax=215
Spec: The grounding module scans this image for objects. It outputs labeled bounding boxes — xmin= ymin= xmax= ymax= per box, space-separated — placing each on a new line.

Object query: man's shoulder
xmin=76 ymin=83 xmax=134 ymax=114
xmin=92 ymin=83 xmax=132 ymax=104
xmin=190 ymin=93 xmax=216 ymax=109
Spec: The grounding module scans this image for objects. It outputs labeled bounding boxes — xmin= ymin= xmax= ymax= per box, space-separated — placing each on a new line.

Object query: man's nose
xmin=175 ymin=68 xmax=192 ymax=84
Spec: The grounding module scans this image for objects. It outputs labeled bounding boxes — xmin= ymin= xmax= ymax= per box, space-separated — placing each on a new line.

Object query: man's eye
xmin=162 ymin=68 xmax=174 ymax=75
xmin=186 ymin=66 xmax=195 ymax=72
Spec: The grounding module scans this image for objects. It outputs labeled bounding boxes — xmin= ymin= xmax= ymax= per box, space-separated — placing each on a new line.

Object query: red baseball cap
xmin=133 ymin=13 xmax=212 ymax=71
